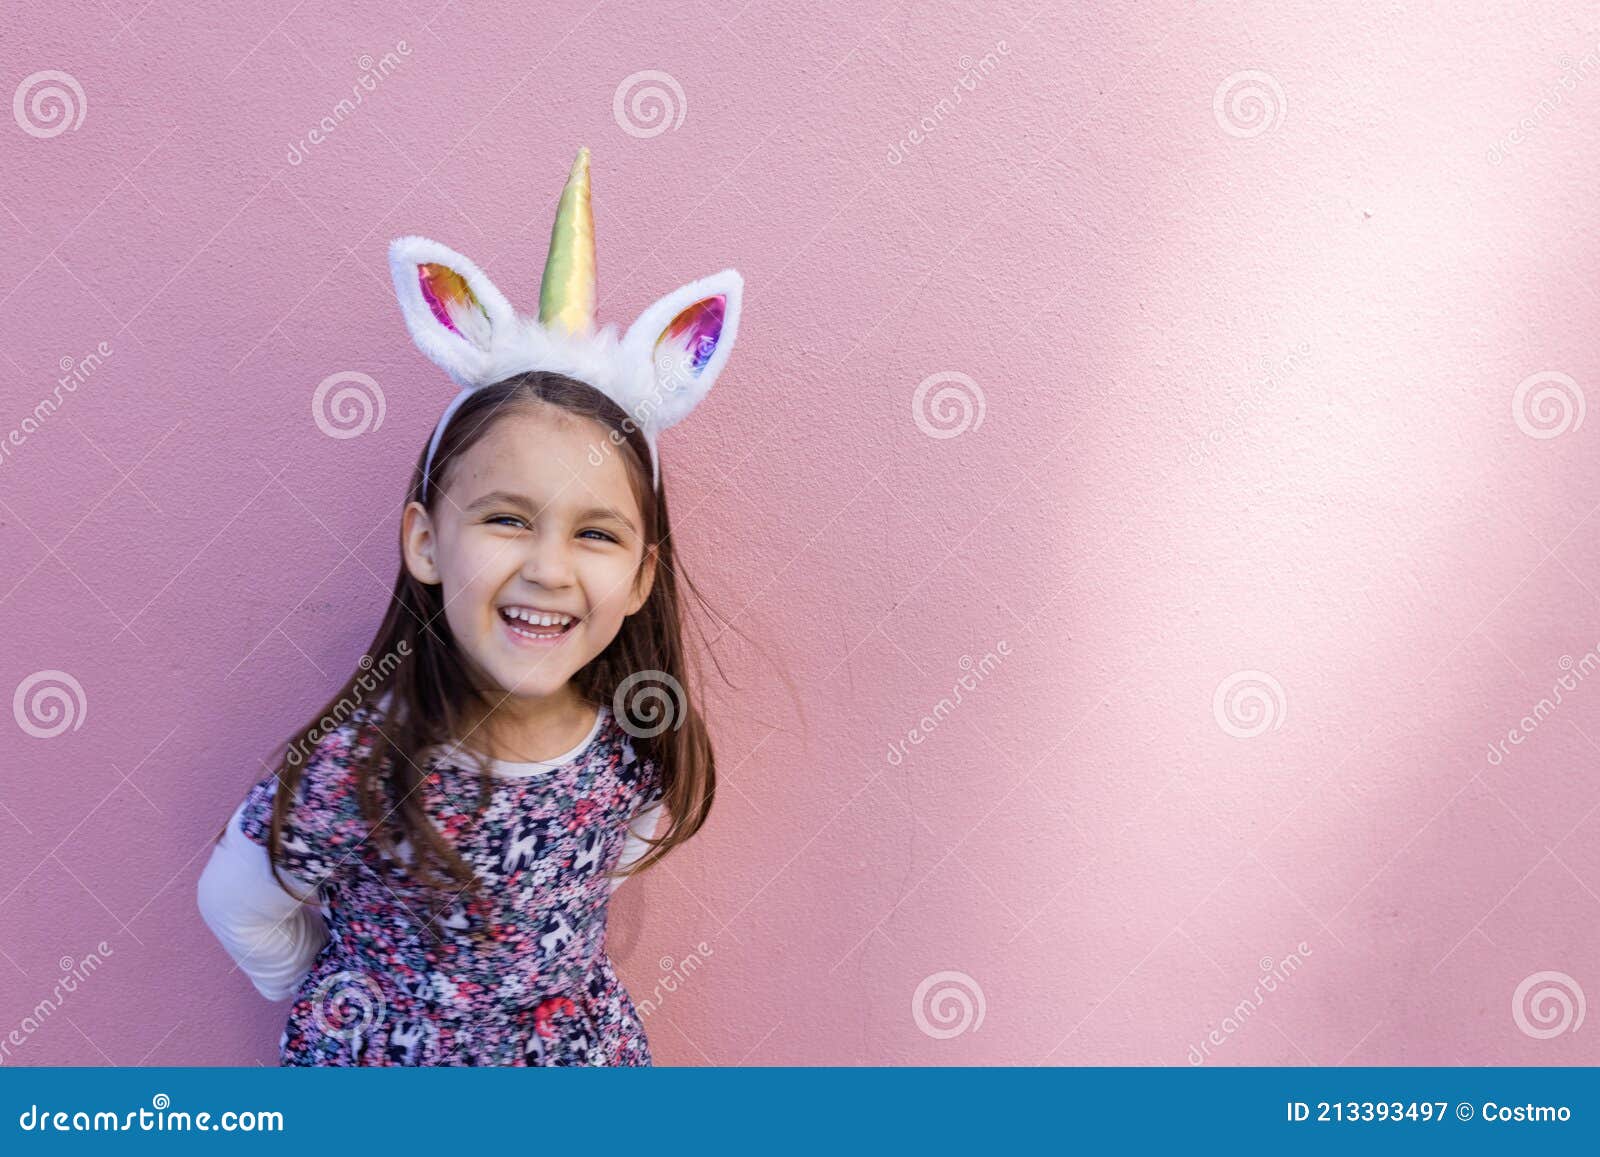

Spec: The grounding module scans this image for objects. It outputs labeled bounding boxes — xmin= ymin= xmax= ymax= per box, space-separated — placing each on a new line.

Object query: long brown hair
xmin=233 ymin=370 xmax=726 ymax=935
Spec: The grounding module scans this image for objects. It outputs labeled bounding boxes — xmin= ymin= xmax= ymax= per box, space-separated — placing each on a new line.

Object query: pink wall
xmin=3 ymin=1 xmax=1597 ymax=1065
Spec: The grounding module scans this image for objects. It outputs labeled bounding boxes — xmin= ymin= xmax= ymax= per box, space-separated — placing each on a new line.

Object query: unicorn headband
xmin=388 ymin=147 xmax=744 ymax=501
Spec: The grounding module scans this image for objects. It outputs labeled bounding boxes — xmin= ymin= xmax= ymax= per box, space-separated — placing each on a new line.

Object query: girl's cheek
xmin=596 ymin=559 xmax=642 ymax=614
xmin=455 ymin=540 xmax=511 ymax=590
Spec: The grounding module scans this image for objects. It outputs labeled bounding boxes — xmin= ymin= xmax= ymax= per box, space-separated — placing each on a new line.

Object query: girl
xmin=196 ymin=147 xmax=745 ymax=1066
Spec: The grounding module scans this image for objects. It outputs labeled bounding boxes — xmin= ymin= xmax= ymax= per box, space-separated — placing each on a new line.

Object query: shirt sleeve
xmin=610 ymin=786 xmax=668 ymax=895
xmin=235 ymin=724 xmax=371 ymax=888
xmin=196 ymin=798 xmax=330 ymax=1001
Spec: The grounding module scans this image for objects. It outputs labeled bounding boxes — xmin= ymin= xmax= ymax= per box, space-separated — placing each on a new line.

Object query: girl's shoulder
xmin=296 ymin=698 xmax=392 ymax=783
xmin=237 ymin=698 xmax=391 ymax=869
xmin=610 ymin=718 xmax=666 ymax=802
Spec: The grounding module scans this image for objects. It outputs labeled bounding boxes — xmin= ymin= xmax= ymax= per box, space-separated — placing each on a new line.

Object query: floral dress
xmin=236 ymin=702 xmax=663 ymax=1066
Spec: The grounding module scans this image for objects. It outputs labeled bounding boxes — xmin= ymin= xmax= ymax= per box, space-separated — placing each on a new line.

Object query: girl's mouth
xmin=498 ymin=606 xmax=580 ymax=647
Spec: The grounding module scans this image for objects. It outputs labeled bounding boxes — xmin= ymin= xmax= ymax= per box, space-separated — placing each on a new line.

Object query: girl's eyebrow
xmin=464 ymin=488 xmax=537 ymax=514
xmin=578 ymin=505 xmax=639 ymax=533
xmin=465 ymin=489 xmax=638 ymax=533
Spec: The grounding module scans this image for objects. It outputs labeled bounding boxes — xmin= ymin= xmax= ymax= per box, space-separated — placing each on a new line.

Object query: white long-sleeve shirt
xmin=197 ymin=715 xmax=667 ymax=1002
xmin=196 ymin=798 xmax=332 ymax=1001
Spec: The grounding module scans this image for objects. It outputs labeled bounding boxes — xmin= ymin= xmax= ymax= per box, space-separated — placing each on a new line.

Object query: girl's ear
xmin=401 ymin=500 xmax=441 ymax=585
xmin=388 ymin=235 xmax=517 ymax=387
xmin=621 ymin=269 xmax=743 ymax=431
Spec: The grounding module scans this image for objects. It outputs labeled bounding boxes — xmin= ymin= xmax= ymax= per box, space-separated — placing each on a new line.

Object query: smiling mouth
xmin=498 ymin=606 xmax=580 ymax=642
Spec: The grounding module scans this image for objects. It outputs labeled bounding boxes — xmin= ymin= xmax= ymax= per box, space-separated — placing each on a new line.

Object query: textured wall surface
xmin=2 ymin=1 xmax=1597 ymax=1065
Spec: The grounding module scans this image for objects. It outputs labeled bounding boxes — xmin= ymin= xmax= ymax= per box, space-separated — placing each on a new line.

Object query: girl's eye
xmin=487 ymin=516 xmax=615 ymax=543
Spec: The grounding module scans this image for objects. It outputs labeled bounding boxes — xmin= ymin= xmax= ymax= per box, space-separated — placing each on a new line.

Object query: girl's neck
xmin=456 ymin=685 xmax=598 ymax=764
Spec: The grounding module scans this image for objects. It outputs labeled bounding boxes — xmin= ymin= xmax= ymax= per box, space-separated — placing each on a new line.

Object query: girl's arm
xmin=196 ymin=799 xmax=329 ymax=1001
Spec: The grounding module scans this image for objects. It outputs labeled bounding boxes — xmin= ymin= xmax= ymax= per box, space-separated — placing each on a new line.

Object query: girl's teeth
xmin=500 ymin=607 xmax=575 ymax=639
xmin=502 ymin=608 xmax=573 ymax=626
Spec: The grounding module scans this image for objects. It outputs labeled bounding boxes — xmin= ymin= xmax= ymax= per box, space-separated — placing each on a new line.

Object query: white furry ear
xmin=388 ymin=236 xmax=517 ymax=387
xmin=621 ymin=269 xmax=743 ymax=432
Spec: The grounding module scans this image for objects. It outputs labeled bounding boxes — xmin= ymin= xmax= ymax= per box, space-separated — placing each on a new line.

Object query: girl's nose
xmin=519 ymin=534 xmax=576 ymax=587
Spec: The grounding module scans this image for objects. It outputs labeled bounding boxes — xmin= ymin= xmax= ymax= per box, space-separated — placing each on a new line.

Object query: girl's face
xmin=401 ymin=406 xmax=656 ymax=706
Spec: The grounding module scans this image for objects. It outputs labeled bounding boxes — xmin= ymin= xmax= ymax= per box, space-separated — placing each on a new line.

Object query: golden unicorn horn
xmin=538 ymin=146 xmax=598 ymax=336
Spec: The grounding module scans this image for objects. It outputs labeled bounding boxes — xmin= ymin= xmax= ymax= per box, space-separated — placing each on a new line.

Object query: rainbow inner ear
xmin=418 ymin=262 xmax=488 ymax=342
xmin=656 ymin=294 xmax=725 ymax=375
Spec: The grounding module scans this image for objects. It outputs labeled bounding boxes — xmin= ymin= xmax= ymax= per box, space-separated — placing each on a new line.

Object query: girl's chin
xmin=483 ymin=660 xmax=574 ymax=700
